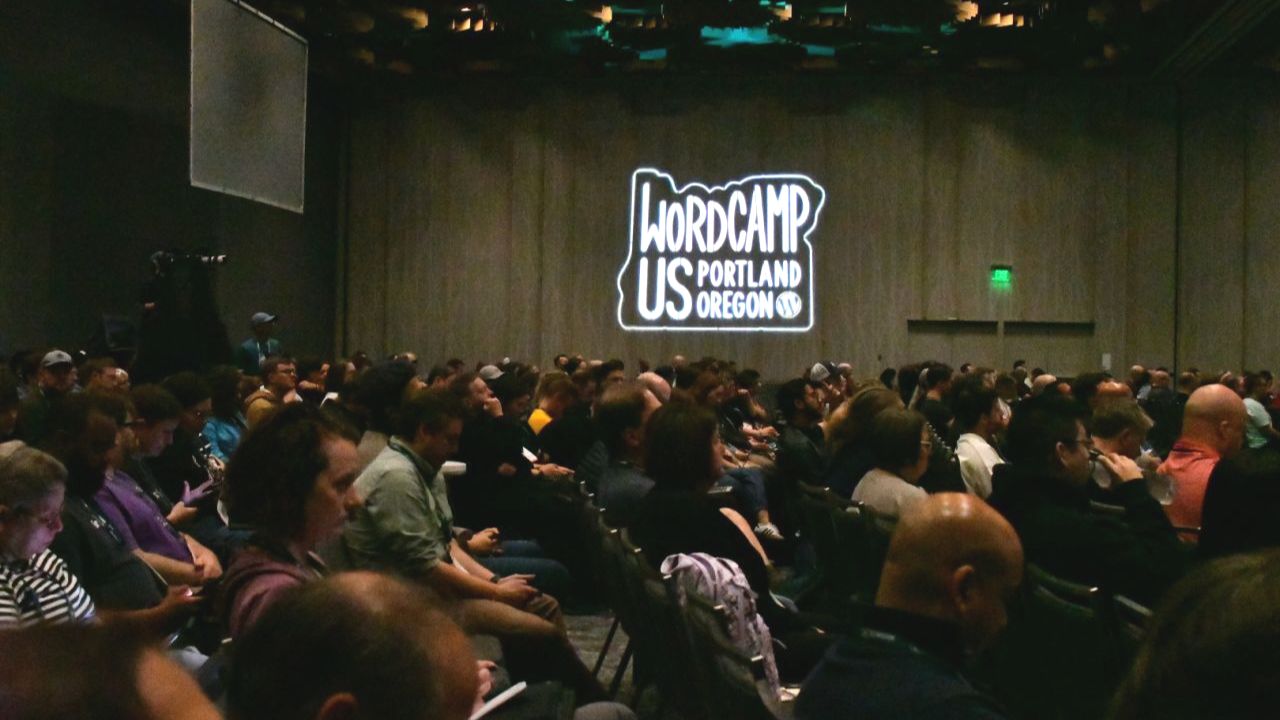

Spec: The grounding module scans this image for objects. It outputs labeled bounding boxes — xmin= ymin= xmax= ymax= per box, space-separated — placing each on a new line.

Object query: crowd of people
xmin=3 ymin=311 xmax=1280 ymax=719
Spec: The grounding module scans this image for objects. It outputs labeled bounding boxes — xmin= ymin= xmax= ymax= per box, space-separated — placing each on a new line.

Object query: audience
xmin=342 ymin=388 xmax=603 ymax=700
xmin=797 ymin=493 xmax=1022 ymax=720
xmin=234 ymin=311 xmax=282 ymax=377
xmin=243 ymin=356 xmax=298 ymax=428
xmin=15 ymin=349 xmax=78 ymax=445
xmin=1089 ymin=399 xmax=1163 ymax=500
xmin=42 ymin=394 xmax=201 ymax=634
xmin=989 ymin=395 xmax=1191 ymax=604
xmin=774 ymin=377 xmax=827 ymax=489
xmin=92 ymin=391 xmax=223 ymax=589
xmin=202 ymin=365 xmax=247 ymax=462
xmin=593 ymin=381 xmax=660 ymax=527
xmin=0 ymin=442 xmax=96 ymax=626
xmin=1241 ymin=371 xmax=1279 ymax=449
xmin=11 ymin=335 xmax=1280 ymax=719
xmin=852 ymin=408 xmax=931 ymax=525
xmin=1157 ymin=383 xmax=1247 ymax=532
xmin=952 ymin=377 xmax=1005 ymax=499
xmin=217 ymin=402 xmax=360 ymax=637
xmin=822 ymin=386 xmax=904 ymax=496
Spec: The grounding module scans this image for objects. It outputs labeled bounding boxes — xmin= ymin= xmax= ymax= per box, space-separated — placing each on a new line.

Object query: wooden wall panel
xmin=341 ymin=78 xmax=1204 ymax=380
xmin=1177 ymin=81 xmax=1247 ymax=372
xmin=1122 ymin=87 xmax=1178 ymax=369
xmin=1243 ymin=85 xmax=1280 ymax=372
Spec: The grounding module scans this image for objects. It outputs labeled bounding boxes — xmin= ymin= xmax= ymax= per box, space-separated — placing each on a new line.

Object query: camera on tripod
xmin=150 ymin=251 xmax=229 ymax=275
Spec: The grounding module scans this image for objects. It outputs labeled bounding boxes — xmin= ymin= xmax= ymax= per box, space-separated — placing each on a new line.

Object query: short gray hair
xmin=0 ymin=442 xmax=68 ymax=511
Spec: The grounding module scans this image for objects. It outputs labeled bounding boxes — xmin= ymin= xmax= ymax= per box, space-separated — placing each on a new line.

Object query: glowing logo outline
xmin=615 ymin=168 xmax=825 ymax=333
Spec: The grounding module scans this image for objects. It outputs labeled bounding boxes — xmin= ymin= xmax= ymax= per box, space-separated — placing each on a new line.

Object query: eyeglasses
xmin=1061 ymin=436 xmax=1095 ymax=450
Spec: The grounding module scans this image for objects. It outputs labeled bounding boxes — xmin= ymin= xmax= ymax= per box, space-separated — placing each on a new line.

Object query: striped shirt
xmin=0 ymin=549 xmax=96 ymax=627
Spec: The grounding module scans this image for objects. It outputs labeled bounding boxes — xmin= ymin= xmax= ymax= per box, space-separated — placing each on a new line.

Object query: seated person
xmin=1158 ymin=384 xmax=1248 ymax=532
xmin=43 ymin=395 xmax=202 ymax=635
xmin=202 ymin=365 xmax=247 ymax=462
xmin=851 ymin=409 xmax=930 ymax=526
xmin=0 ymin=623 xmax=220 ymax=720
xmin=1089 ymin=399 xmax=1166 ymax=502
xmin=797 ymin=493 xmax=1023 ymax=720
xmin=151 ymin=372 xmax=220 ymax=505
xmin=774 ymin=378 xmax=827 ymax=489
xmin=952 ymin=377 xmax=1005 ymax=499
xmin=988 ymin=395 xmax=1192 ymax=605
xmin=216 ymin=403 xmax=361 ymax=637
xmin=351 ymin=360 xmax=422 ymax=470
xmin=1198 ymin=447 xmax=1280 ymax=558
xmin=822 ymin=387 xmax=903 ymax=497
xmin=130 ymin=383 xmax=242 ymax=565
xmin=93 ymin=390 xmax=222 ymax=589
xmin=342 ymin=389 xmax=603 ymax=701
xmin=243 ymin=356 xmax=299 ymax=429
xmin=629 ymin=402 xmax=833 ymax=679
xmin=225 ymin=572 xmax=635 ymax=720
xmin=1111 ymin=549 xmax=1280 ymax=719
xmin=0 ymin=441 xmax=95 ymax=626
xmin=593 ymin=381 xmax=660 ymax=527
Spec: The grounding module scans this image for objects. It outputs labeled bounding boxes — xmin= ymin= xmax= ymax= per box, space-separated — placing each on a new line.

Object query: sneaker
xmin=754 ymin=522 xmax=784 ymax=542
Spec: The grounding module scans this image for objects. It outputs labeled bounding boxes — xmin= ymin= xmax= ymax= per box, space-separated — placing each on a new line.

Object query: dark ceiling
xmin=228 ymin=0 xmax=1280 ymax=81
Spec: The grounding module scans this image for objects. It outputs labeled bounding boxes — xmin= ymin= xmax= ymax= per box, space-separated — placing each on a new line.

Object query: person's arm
xmin=185 ymin=534 xmax=222 ymax=579
xmin=97 ymin=586 xmax=203 ymax=638
xmin=428 ymin=553 xmax=538 ymax=607
xmin=719 ymin=507 xmax=771 ymax=565
xmin=1085 ymin=454 xmax=1192 ymax=602
xmin=363 ymin=468 xmax=534 ymax=607
xmin=450 ymin=538 xmax=496 ymax=579
xmin=132 ymin=550 xmax=206 ymax=587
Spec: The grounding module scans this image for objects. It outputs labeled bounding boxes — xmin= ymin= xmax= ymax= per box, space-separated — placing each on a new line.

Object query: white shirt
xmin=852 ymin=468 xmax=928 ymax=527
xmin=955 ymin=433 xmax=1003 ymax=499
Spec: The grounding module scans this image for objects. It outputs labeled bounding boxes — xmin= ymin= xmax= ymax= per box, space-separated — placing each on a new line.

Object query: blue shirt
xmin=203 ymin=414 xmax=247 ymax=462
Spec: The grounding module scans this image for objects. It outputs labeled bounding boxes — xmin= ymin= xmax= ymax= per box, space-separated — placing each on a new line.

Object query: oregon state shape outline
xmin=615 ymin=168 xmax=825 ymax=333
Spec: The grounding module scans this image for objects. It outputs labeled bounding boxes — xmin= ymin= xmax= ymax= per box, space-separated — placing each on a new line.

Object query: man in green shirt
xmin=343 ymin=388 xmax=603 ymax=700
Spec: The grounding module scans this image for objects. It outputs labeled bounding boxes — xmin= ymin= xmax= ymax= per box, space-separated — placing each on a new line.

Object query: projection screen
xmin=190 ymin=0 xmax=307 ymax=213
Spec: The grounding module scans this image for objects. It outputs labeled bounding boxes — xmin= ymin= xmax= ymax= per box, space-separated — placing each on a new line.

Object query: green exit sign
xmin=990 ymin=265 xmax=1012 ymax=289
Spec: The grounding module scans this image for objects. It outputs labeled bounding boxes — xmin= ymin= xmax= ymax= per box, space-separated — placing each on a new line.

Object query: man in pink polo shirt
xmin=1158 ymin=384 xmax=1247 ymax=534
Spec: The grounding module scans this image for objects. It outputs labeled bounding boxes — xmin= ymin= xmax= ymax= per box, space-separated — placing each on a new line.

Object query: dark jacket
xmin=631 ymin=488 xmax=793 ymax=632
xmin=776 ymin=424 xmax=826 ymax=488
xmin=988 ymin=463 xmax=1191 ymax=605
xmin=1199 ymin=447 xmax=1280 ymax=558
xmin=797 ymin=606 xmax=1006 ymax=720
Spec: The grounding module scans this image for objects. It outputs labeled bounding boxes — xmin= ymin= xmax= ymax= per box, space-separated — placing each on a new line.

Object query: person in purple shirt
xmin=89 ymin=391 xmax=222 ymax=589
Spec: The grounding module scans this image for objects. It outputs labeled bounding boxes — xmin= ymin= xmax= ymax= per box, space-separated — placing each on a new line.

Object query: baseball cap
xmin=41 ymin=350 xmax=74 ymax=369
xmin=807 ymin=362 xmax=831 ymax=385
xmin=250 ymin=312 xmax=278 ymax=327
xmin=478 ymin=364 xmax=505 ymax=381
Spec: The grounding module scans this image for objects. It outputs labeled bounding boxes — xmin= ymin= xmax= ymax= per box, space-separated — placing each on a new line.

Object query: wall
xmin=0 ymin=0 xmax=340 ymax=364
xmin=1177 ymin=79 xmax=1280 ymax=373
xmin=342 ymin=76 xmax=1192 ymax=379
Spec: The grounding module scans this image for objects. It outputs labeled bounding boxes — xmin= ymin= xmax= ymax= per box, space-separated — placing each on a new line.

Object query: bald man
xmin=797 ymin=494 xmax=1022 ymax=720
xmin=226 ymin=571 xmax=479 ymax=720
xmin=1157 ymin=384 xmax=1247 ymax=532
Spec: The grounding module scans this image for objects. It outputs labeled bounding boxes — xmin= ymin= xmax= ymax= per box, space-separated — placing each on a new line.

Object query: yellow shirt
xmin=528 ymin=408 xmax=554 ymax=435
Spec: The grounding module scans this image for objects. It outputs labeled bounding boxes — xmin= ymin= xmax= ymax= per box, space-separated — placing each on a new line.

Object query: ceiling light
xmin=395 ymin=7 xmax=428 ymax=30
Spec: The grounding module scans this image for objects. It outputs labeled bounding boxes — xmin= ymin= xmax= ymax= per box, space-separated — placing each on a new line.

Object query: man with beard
xmin=43 ymin=394 xmax=200 ymax=632
xmin=775 ymin=378 xmax=827 ymax=488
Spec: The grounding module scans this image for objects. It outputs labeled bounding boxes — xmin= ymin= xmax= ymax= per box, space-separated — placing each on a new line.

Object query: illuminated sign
xmin=616 ymin=168 xmax=825 ymax=332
